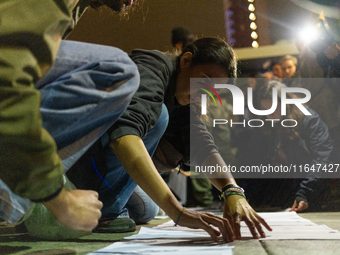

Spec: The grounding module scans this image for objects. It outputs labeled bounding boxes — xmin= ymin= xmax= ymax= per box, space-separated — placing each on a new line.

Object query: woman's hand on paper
xmin=224 ymin=195 xmax=272 ymax=240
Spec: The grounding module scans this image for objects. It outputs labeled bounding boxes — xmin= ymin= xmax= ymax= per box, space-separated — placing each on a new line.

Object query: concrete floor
xmin=233 ymin=212 xmax=340 ymax=255
xmin=1 ymin=212 xmax=340 ymax=255
xmin=0 ymin=218 xmax=170 ymax=255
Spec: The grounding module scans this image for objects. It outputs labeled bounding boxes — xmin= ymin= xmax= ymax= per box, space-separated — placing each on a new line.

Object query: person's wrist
xmin=296 ymin=195 xmax=308 ymax=204
xmin=159 ymin=197 xmax=184 ymax=221
xmin=42 ymin=187 xmax=70 ymax=217
xmin=220 ymin=184 xmax=246 ymax=200
xmin=174 ymin=207 xmax=185 ymax=226
xmin=222 ymin=183 xmax=241 ymax=193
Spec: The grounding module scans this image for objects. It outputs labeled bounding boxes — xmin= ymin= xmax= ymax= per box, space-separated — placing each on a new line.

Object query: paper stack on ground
xmin=88 ymin=226 xmax=233 ymax=255
xmin=154 ymin=212 xmax=340 ymax=240
xmin=88 ymin=212 xmax=340 ymax=254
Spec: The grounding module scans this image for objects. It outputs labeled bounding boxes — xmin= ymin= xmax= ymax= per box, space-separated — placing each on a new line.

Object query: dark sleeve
xmin=316 ymin=52 xmax=340 ymax=78
xmin=190 ymin=110 xmax=219 ymax=165
xmin=296 ymin=109 xmax=333 ymax=202
xmin=316 ymin=52 xmax=331 ymax=76
xmin=109 ymin=49 xmax=173 ymax=140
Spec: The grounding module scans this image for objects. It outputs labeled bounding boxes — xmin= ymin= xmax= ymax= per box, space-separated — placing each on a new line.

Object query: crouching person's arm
xmin=43 ymin=187 xmax=103 ymax=231
xmin=110 ymin=135 xmax=235 ymax=243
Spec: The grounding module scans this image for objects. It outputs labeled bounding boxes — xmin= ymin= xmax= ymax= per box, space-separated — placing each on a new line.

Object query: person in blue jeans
xmin=0 ymin=0 xmax=140 ymax=233
xmin=39 ymin=40 xmax=161 ymax=226
xmin=0 ymin=40 xmax=141 ymax=229
xmin=0 ymin=40 xmax=162 ymax=237
xmin=3 ymin=38 xmax=272 ymax=242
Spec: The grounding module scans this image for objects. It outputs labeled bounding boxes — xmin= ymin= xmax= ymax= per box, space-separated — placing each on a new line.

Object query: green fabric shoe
xmin=23 ymin=175 xmax=91 ymax=240
xmin=93 ymin=218 xmax=136 ymax=233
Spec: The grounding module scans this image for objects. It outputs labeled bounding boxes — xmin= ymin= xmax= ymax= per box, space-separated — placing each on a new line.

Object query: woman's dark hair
xmin=177 ymin=37 xmax=237 ymax=80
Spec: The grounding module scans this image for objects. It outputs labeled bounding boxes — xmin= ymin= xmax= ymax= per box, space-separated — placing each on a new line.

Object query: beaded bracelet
xmin=174 ymin=207 xmax=185 ymax=227
xmin=222 ymin=184 xmax=242 ymax=193
xmin=220 ymin=185 xmax=246 ymax=200
xmin=220 ymin=190 xmax=246 ymax=200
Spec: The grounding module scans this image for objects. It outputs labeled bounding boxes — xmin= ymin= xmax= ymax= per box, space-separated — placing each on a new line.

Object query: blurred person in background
xmin=272 ymin=62 xmax=283 ymax=79
xmin=236 ymin=81 xmax=336 ymax=212
xmin=171 ymin=26 xmax=196 ymax=52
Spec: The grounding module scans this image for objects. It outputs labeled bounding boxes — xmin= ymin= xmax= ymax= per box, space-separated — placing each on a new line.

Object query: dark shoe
xmin=15 ymin=222 xmax=28 ymax=233
xmin=94 ymin=218 xmax=136 ymax=233
xmin=0 ymin=217 xmax=7 ymax=226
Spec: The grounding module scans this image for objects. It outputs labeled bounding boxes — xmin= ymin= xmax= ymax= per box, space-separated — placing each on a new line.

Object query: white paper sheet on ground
xmin=89 ymin=211 xmax=340 ymax=254
xmin=154 ymin=211 xmax=340 ymax=240
xmin=154 ymin=215 xmax=169 ymax=220
xmin=88 ymin=242 xmax=233 ymax=255
xmin=124 ymin=227 xmax=209 ymax=240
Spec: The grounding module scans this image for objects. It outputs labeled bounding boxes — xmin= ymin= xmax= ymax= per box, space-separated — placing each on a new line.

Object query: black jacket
xmin=109 ymin=49 xmax=218 ymax=165
xmin=236 ymin=108 xmax=334 ymax=206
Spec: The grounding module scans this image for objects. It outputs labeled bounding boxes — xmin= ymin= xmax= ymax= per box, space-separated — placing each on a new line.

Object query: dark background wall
xmin=68 ymin=0 xmax=315 ymax=69
xmin=68 ymin=0 xmax=227 ymax=53
xmin=68 ymin=0 xmax=313 ymax=54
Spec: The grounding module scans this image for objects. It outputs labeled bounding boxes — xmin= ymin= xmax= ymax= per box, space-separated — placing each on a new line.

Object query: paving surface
xmin=1 ymin=212 xmax=340 ymax=255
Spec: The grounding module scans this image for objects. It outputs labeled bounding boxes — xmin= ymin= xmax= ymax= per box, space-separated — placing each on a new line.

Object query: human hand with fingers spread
xmin=111 ymin=136 xmax=237 ymax=243
xmin=203 ymin=154 xmax=272 ymax=240
xmin=175 ymin=208 xmax=235 ymax=243
xmin=223 ymin=193 xmax=272 ymax=240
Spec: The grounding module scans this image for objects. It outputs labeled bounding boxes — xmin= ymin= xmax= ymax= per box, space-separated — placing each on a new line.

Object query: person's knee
xmin=133 ymin=201 xmax=159 ymax=224
xmin=126 ymin=186 xmax=159 ymax=224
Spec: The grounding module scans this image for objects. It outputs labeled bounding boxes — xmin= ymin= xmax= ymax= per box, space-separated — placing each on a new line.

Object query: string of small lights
xmin=248 ymin=0 xmax=259 ymax=48
xmin=224 ymin=0 xmax=259 ymax=48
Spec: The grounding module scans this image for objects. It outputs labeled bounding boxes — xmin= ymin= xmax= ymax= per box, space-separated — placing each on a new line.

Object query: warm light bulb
xmin=249 ymin=13 xmax=256 ymax=21
xmin=252 ymin=41 xmax=259 ymax=48
xmin=248 ymin=0 xmax=254 ymax=2
xmin=248 ymin=4 xmax=255 ymax=11
xmin=250 ymin=22 xmax=257 ymax=30
xmin=251 ymin=31 xmax=258 ymax=39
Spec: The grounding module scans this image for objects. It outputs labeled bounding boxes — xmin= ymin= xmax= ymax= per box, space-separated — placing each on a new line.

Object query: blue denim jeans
xmin=126 ymin=185 xmax=160 ymax=224
xmin=0 ymin=179 xmax=31 ymax=224
xmin=0 ymin=40 xmax=139 ymax=224
xmin=99 ymin=104 xmax=168 ymax=221
xmin=38 ymin=40 xmax=140 ymax=170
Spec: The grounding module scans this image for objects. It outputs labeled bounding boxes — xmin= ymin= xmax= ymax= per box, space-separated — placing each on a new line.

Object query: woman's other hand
xmin=224 ymin=195 xmax=272 ymax=240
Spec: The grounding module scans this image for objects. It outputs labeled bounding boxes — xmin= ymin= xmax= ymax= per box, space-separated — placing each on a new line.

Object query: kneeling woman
xmin=99 ymin=37 xmax=272 ymax=241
